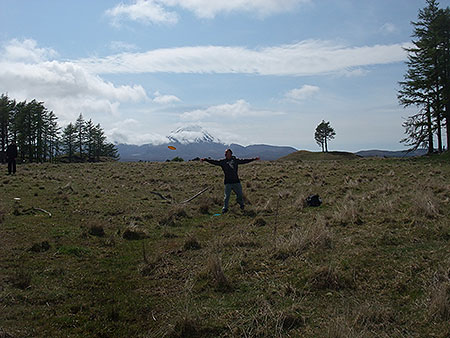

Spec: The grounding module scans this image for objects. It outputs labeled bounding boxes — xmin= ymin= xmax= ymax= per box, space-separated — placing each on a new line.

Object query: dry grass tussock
xmin=273 ymin=220 xmax=333 ymax=260
xmin=429 ymin=269 xmax=450 ymax=321
xmin=294 ymin=192 xmax=310 ymax=210
xmin=158 ymin=205 xmax=190 ymax=226
xmin=207 ymin=254 xmax=232 ymax=292
xmin=222 ymin=231 xmax=261 ymax=249
xmin=139 ymin=255 xmax=166 ymax=277
xmin=308 ymin=265 xmax=354 ymax=291
xmin=227 ymin=297 xmax=304 ymax=337
xmin=326 ymin=300 xmax=396 ymax=338
xmin=122 ymin=223 xmax=149 ymax=240
xmin=0 ymin=206 xmax=5 ymax=224
xmin=8 ymin=268 xmax=32 ymax=290
xmin=411 ymin=189 xmax=442 ymax=219
xmin=332 ymin=195 xmax=363 ymax=226
xmin=255 ymin=197 xmax=275 ymax=214
xmin=0 ymin=328 xmax=14 ymax=338
xmin=183 ymin=234 xmax=201 ymax=250
xmin=87 ymin=223 xmax=105 ymax=237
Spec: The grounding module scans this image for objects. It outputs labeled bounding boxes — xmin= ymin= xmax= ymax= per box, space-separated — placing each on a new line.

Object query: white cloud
xmin=380 ymin=23 xmax=397 ymax=34
xmin=105 ymin=0 xmax=309 ymax=24
xmin=107 ymin=119 xmax=169 ymax=144
xmin=180 ymin=99 xmax=279 ymax=121
xmin=153 ymin=91 xmax=181 ymax=104
xmin=108 ymin=128 xmax=170 ymax=145
xmin=2 ymin=38 xmax=58 ymax=63
xmin=0 ymin=39 xmax=148 ymax=122
xmin=162 ymin=0 xmax=310 ymax=19
xmin=105 ymin=0 xmax=178 ymax=25
xmin=109 ymin=41 xmax=139 ymax=52
xmin=77 ymin=40 xmax=410 ymax=77
xmin=285 ymin=84 xmax=319 ymax=102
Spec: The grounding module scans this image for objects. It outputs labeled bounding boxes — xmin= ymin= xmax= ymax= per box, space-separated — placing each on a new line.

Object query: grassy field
xmin=0 ymin=154 xmax=449 ymax=337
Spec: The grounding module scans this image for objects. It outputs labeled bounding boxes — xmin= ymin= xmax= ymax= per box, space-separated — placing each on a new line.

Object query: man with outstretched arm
xmin=201 ymin=149 xmax=259 ymax=213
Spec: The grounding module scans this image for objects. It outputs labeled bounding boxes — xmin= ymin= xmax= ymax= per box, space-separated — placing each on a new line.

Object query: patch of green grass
xmin=56 ymin=245 xmax=90 ymax=257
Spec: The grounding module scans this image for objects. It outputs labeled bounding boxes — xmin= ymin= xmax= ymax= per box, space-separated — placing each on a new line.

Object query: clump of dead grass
xmin=168 ymin=317 xmax=203 ymax=338
xmin=411 ymin=190 xmax=442 ymax=219
xmin=326 ymin=299 xmax=396 ymax=337
xmin=251 ymin=217 xmax=267 ymax=227
xmin=198 ymin=203 xmax=210 ymax=214
xmin=207 ymin=254 xmax=232 ymax=292
xmin=332 ymin=196 xmax=363 ymax=226
xmin=0 ymin=328 xmax=14 ymax=338
xmin=183 ymin=234 xmax=201 ymax=250
xmin=9 ymin=268 xmax=32 ymax=290
xmin=159 ymin=206 xmax=190 ymax=227
xmin=122 ymin=223 xmax=149 ymax=240
xmin=429 ymin=270 xmax=450 ymax=321
xmin=352 ymin=301 xmax=396 ymax=331
xmin=88 ymin=224 xmax=105 ymax=237
xmin=139 ymin=255 xmax=165 ymax=277
xmin=272 ymin=221 xmax=333 ymax=260
xmin=167 ymin=316 xmax=224 ymax=338
xmin=29 ymin=241 xmax=51 ymax=253
xmin=222 ymin=232 xmax=261 ymax=249
xmin=228 ymin=298 xmax=304 ymax=336
xmin=308 ymin=265 xmax=354 ymax=291
xmin=0 ymin=206 xmax=5 ymax=224
xmin=255 ymin=197 xmax=274 ymax=214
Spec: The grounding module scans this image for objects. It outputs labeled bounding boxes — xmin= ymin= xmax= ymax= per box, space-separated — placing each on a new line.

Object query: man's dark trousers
xmin=8 ymin=159 xmax=16 ymax=174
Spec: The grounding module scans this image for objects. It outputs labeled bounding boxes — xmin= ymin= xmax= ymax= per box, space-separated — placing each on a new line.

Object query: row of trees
xmin=399 ymin=0 xmax=450 ymax=153
xmin=0 ymin=93 xmax=118 ymax=163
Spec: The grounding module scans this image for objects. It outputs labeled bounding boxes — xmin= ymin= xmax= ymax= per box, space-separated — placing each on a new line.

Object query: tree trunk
xmin=435 ymin=91 xmax=443 ymax=152
xmin=446 ymin=103 xmax=450 ymax=151
xmin=436 ymin=111 xmax=442 ymax=152
xmin=427 ymin=102 xmax=434 ymax=153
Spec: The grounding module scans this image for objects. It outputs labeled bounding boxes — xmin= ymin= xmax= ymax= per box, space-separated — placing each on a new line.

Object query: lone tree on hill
xmin=315 ymin=120 xmax=336 ymax=152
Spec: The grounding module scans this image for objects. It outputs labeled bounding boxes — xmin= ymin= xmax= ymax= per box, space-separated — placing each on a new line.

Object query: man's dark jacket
xmin=204 ymin=156 xmax=257 ymax=184
xmin=6 ymin=143 xmax=18 ymax=160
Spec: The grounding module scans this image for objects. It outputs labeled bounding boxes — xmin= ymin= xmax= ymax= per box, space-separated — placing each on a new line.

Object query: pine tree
xmin=92 ymin=124 xmax=106 ymax=162
xmin=62 ymin=123 xmax=77 ymax=162
xmin=43 ymin=111 xmax=60 ymax=162
xmin=84 ymin=119 xmax=96 ymax=161
xmin=74 ymin=113 xmax=85 ymax=161
xmin=436 ymin=7 xmax=450 ymax=150
xmin=399 ymin=0 xmax=450 ymax=152
xmin=315 ymin=120 xmax=336 ymax=152
xmin=0 ymin=94 xmax=13 ymax=163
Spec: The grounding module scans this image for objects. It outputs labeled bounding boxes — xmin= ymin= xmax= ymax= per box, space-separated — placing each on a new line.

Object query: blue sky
xmin=1 ymin=0 xmax=448 ymax=151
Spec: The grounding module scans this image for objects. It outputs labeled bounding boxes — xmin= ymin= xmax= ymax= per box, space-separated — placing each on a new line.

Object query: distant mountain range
xmin=355 ymin=149 xmax=428 ymax=158
xmin=116 ymin=126 xmax=298 ymax=161
xmin=115 ymin=125 xmax=428 ymax=162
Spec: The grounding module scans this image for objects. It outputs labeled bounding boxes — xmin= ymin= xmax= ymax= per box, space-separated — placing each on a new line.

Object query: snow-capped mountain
xmin=116 ymin=126 xmax=297 ymax=161
xmin=168 ymin=125 xmax=221 ymax=144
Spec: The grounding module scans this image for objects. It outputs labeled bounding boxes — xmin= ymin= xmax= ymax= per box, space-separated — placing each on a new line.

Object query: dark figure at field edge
xmin=201 ymin=149 xmax=259 ymax=213
xmin=6 ymin=141 xmax=18 ymax=175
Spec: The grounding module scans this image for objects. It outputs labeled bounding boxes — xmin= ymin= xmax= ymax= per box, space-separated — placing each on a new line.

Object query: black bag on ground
xmin=306 ymin=194 xmax=322 ymax=207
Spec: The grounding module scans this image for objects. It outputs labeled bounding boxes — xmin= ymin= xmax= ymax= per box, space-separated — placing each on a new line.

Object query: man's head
xmin=225 ymin=148 xmax=233 ymax=159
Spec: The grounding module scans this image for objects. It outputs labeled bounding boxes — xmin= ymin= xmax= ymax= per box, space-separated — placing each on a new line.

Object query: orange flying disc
xmin=168 ymin=146 xmax=176 ymax=150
